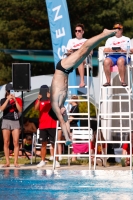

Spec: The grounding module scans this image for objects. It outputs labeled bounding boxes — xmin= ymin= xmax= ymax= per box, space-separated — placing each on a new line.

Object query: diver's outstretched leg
xmin=53 ymin=104 xmax=72 ymax=146
xmin=61 ymin=29 xmax=118 ymax=70
xmin=60 ymin=107 xmax=72 ymax=145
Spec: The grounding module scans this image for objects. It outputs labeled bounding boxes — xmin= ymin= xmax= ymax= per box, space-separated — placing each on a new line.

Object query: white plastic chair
xmin=31 ymin=129 xmax=51 ymax=164
xmin=68 ymin=128 xmax=93 ymax=166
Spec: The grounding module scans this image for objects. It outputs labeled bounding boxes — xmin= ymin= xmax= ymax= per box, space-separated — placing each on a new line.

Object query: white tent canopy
xmin=0 ymin=74 xmax=100 ymax=118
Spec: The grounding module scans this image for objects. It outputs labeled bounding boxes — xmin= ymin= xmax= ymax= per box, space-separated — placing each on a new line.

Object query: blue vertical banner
xmin=45 ymin=0 xmax=77 ymax=94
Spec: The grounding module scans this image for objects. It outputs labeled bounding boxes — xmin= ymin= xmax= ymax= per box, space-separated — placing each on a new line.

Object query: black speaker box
xmin=12 ymin=63 xmax=31 ymax=91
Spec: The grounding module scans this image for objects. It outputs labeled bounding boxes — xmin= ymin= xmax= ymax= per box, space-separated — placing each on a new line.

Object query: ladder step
xmin=101 ymin=86 xmax=129 ymax=89
xmin=56 ymin=141 xmax=131 ymax=144
xmin=98 ymin=127 xmax=130 ymax=130
xmin=99 ymin=112 xmax=131 ymax=116
xmin=106 ymin=93 xmax=132 ymax=97
xmin=101 ymin=118 xmax=131 ymax=120
xmin=55 ymin=141 xmax=92 ymax=144
xmin=96 ymin=141 xmax=130 ymax=144
xmin=54 ymin=154 xmax=92 ymax=157
xmin=68 ymin=118 xmax=89 ymax=120
xmin=68 ymin=86 xmax=88 ymax=88
xmin=67 ymin=113 xmax=88 ymax=115
xmin=54 ymin=154 xmax=131 ymax=158
xmin=66 ymin=99 xmax=88 ymax=102
xmin=100 ymin=99 xmax=130 ymax=102
xmin=69 ymin=118 xmax=96 ymax=120
xmin=57 ymin=127 xmax=92 ymax=130
xmin=95 ymin=154 xmax=131 ymax=158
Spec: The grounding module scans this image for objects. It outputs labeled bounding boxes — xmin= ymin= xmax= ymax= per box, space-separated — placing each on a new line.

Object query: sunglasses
xmin=75 ymin=30 xmax=82 ymax=32
xmin=113 ymin=28 xmax=122 ymax=30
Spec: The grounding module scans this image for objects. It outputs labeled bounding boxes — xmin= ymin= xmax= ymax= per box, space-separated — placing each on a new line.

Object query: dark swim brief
xmin=56 ymin=60 xmax=73 ymax=74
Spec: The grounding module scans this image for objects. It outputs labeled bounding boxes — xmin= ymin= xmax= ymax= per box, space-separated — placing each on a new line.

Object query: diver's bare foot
xmin=79 ymin=82 xmax=85 ymax=88
xmin=2 ymin=164 xmax=10 ymax=168
xmin=65 ymin=140 xmax=72 ymax=146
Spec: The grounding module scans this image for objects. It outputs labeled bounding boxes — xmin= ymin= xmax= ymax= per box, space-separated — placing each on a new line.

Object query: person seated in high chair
xmin=103 ymin=22 xmax=133 ymax=87
xmin=66 ymin=23 xmax=93 ymax=88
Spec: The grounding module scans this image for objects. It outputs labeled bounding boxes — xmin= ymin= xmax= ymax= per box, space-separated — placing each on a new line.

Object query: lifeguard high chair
xmin=94 ymin=47 xmax=133 ymax=170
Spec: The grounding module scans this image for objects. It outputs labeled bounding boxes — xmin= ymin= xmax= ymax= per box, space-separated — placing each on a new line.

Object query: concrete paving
xmin=0 ymin=163 xmax=131 ymax=170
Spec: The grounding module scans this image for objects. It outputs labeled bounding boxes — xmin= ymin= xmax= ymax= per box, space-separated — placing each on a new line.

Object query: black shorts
xmin=39 ymin=128 xmax=56 ymax=144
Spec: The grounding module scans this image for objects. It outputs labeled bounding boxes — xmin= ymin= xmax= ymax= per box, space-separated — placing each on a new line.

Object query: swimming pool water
xmin=0 ymin=170 xmax=133 ymax=200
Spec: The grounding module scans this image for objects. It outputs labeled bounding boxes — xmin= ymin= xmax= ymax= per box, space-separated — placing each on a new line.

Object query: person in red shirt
xmin=0 ymin=83 xmax=22 ymax=167
xmin=34 ymin=85 xmax=60 ymax=168
xmin=122 ymin=132 xmax=133 ymax=166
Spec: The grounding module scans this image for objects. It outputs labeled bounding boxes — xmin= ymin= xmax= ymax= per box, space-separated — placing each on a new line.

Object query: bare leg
xmin=41 ymin=142 xmax=47 ymax=161
xmin=56 ymin=129 xmax=63 ymax=161
xmin=2 ymin=130 xmax=10 ymax=167
xmin=117 ymin=57 xmax=126 ymax=83
xmin=50 ymin=143 xmax=54 ymax=157
xmin=65 ymin=120 xmax=71 ymax=138
xmin=51 ymin=91 xmax=71 ymax=145
xmin=103 ymin=58 xmax=113 ymax=84
xmin=57 ymin=130 xmax=63 ymax=154
xmin=78 ymin=62 xmax=85 ymax=87
xmin=12 ymin=129 xmax=20 ymax=167
xmin=72 ymin=151 xmax=77 ymax=162
xmin=61 ymin=107 xmax=71 ymax=138
xmin=122 ymin=149 xmax=127 ymax=155
xmin=19 ymin=143 xmax=23 ymax=156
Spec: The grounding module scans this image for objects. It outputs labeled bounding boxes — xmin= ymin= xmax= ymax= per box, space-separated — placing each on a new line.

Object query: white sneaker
xmin=37 ymin=160 xmax=45 ymax=168
xmin=55 ymin=161 xmax=60 ymax=168
xmin=49 ymin=156 xmax=54 ymax=161
xmin=59 ymin=156 xmax=62 ymax=161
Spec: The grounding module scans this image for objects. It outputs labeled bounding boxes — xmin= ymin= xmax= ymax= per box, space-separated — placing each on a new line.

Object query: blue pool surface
xmin=0 ymin=170 xmax=133 ymax=200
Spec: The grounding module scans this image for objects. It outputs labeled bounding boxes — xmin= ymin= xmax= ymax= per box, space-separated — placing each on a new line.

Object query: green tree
xmin=0 ymin=0 xmax=52 ymax=85
xmin=67 ymin=0 xmax=133 ymax=42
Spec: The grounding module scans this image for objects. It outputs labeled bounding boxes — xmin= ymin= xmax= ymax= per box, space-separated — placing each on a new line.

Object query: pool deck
xmin=0 ymin=163 xmax=131 ymax=170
